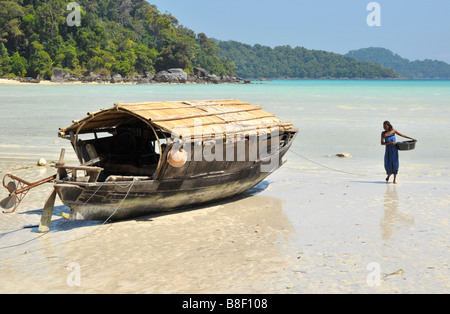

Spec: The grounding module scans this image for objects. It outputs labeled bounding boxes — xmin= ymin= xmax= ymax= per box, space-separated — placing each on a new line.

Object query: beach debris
xmin=61 ymin=212 xmax=70 ymax=219
xmin=335 ymin=153 xmax=352 ymax=158
xmin=383 ymin=269 xmax=404 ymax=278
xmin=37 ymin=158 xmax=47 ymax=166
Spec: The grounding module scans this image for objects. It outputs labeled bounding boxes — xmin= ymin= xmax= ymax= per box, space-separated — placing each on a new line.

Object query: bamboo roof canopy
xmin=58 ymin=99 xmax=294 ymax=142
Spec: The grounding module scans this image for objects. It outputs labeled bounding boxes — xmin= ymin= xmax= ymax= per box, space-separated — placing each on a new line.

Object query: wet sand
xmin=0 ymin=156 xmax=448 ymax=294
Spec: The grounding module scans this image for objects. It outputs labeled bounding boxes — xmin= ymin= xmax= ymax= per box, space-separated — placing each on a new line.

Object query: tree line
xmin=215 ymin=40 xmax=399 ymax=79
xmin=346 ymin=47 xmax=450 ymax=79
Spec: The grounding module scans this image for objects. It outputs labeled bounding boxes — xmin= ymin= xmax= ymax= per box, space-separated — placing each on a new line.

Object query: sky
xmin=148 ymin=0 xmax=450 ymax=63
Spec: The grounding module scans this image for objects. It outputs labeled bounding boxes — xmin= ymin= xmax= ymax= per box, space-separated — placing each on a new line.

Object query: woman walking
xmin=381 ymin=121 xmax=416 ymax=184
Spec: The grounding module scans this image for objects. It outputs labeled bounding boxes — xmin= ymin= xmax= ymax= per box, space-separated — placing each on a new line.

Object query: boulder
xmin=125 ymin=76 xmax=138 ymax=83
xmin=153 ymin=68 xmax=188 ymax=83
xmin=219 ymin=75 xmax=242 ymax=83
xmin=138 ymin=78 xmax=151 ymax=84
xmin=153 ymin=70 xmax=169 ymax=82
xmin=144 ymin=71 xmax=155 ymax=80
xmin=193 ymin=67 xmax=208 ymax=78
xmin=111 ymin=73 xmax=123 ymax=83
xmin=205 ymin=74 xmax=220 ymax=83
xmin=83 ymin=73 xmax=100 ymax=82
xmin=51 ymin=68 xmax=70 ymax=82
xmin=98 ymin=76 xmax=111 ymax=83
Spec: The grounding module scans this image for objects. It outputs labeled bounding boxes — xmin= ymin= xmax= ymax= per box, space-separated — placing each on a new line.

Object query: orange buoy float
xmin=168 ymin=147 xmax=187 ymax=167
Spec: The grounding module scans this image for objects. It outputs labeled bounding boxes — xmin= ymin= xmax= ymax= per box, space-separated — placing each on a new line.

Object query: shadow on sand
xmin=23 ymin=180 xmax=272 ymax=233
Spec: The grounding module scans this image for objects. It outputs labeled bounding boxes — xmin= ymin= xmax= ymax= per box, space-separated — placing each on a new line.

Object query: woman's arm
xmin=395 ymin=130 xmax=417 ymax=141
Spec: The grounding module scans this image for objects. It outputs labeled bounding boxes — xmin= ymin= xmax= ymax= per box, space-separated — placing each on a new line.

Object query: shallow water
xmin=0 ymin=80 xmax=449 ymax=293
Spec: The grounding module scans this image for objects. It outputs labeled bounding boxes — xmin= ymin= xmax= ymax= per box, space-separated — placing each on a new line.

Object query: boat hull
xmin=56 ymin=167 xmax=269 ymax=221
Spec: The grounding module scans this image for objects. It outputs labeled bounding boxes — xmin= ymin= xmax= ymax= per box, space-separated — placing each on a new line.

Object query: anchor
xmin=1 ymin=173 xmax=56 ymax=213
xmin=1 ymin=149 xmax=67 ymax=232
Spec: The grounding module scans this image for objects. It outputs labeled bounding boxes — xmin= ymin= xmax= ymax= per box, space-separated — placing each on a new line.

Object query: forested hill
xmin=0 ymin=0 xmax=235 ymax=79
xmin=215 ymin=40 xmax=399 ymax=79
xmin=346 ymin=47 xmax=450 ymax=79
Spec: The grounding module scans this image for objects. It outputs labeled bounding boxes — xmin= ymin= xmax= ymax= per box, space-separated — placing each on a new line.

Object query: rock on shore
xmin=153 ymin=68 xmax=188 ymax=83
xmin=48 ymin=67 xmax=245 ymax=84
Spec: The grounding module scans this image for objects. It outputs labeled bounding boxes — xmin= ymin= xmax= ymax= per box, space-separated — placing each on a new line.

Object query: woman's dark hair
xmin=383 ymin=121 xmax=393 ymax=131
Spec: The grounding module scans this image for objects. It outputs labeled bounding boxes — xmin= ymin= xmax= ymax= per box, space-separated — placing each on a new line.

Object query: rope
xmin=289 ymin=150 xmax=367 ymax=177
xmin=0 ymin=225 xmax=38 ymax=231
xmin=0 ymin=181 xmax=106 ymax=236
xmin=53 ymin=180 xmax=106 ymax=229
xmin=45 ymin=178 xmax=137 ymax=247
xmin=100 ymin=178 xmax=136 ymax=224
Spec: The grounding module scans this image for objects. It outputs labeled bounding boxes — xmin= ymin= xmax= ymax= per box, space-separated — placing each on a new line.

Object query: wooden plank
xmin=116 ymin=99 xmax=247 ymax=110
xmin=38 ymin=190 xmax=56 ymax=233
xmin=55 ymin=165 xmax=103 ymax=172
xmin=150 ymin=106 xmax=263 ymax=122
xmin=160 ymin=113 xmax=278 ymax=129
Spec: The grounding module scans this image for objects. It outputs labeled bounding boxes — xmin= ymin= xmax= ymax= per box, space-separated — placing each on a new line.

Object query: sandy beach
xmin=0 ymin=78 xmax=135 ymax=86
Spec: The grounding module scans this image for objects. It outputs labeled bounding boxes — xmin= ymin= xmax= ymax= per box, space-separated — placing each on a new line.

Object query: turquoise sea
xmin=0 ymin=80 xmax=449 ymax=293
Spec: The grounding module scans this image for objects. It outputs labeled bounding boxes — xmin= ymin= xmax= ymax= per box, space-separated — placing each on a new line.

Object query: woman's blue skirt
xmin=384 ymin=134 xmax=399 ymax=175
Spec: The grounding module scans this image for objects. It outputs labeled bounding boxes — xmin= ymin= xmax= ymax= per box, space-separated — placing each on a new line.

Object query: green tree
xmin=110 ymin=32 xmax=138 ymax=76
xmin=33 ymin=0 xmax=67 ymax=43
xmin=192 ymin=33 xmax=234 ymax=76
xmin=156 ymin=37 xmax=193 ymax=71
xmin=28 ymin=41 xmax=53 ymax=78
xmin=0 ymin=0 xmax=24 ymax=50
xmin=55 ymin=42 xmax=79 ymax=70
xmin=133 ymin=42 xmax=157 ymax=74
xmin=10 ymin=52 xmax=27 ymax=77
xmin=0 ymin=42 xmax=12 ymax=76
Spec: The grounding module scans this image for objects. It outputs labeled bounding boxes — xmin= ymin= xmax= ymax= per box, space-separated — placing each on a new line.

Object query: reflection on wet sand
xmin=380 ymin=184 xmax=415 ymax=242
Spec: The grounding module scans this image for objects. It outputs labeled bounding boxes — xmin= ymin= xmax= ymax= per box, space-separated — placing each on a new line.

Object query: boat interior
xmin=73 ymin=120 xmax=170 ymax=182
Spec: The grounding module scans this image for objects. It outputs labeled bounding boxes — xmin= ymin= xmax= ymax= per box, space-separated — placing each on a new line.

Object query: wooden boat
xmin=2 ymin=99 xmax=297 ymax=231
